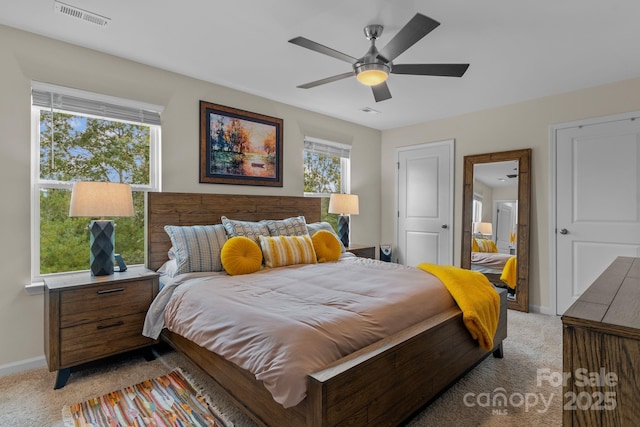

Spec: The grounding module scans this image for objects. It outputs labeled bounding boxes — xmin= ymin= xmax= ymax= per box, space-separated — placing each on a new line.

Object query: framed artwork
xmin=199 ymin=100 xmax=283 ymax=186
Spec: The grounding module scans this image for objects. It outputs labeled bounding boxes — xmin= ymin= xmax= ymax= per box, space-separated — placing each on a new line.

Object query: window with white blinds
xmin=31 ymin=82 xmax=162 ymax=278
xmin=31 ymin=81 xmax=162 ymax=125
xmin=303 ymin=138 xmax=350 ymax=160
xmin=303 ymin=137 xmax=351 ymax=196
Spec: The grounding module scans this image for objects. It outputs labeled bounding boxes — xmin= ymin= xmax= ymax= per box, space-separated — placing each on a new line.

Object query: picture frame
xmin=199 ymin=100 xmax=283 ymax=186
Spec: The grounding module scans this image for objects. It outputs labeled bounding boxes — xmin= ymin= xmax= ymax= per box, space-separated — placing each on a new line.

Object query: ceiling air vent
xmin=54 ymin=1 xmax=111 ymax=27
xmin=360 ymin=107 xmax=380 ymax=114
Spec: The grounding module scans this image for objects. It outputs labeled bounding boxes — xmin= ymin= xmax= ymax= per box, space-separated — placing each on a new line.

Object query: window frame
xmin=30 ymin=83 xmax=162 ymax=281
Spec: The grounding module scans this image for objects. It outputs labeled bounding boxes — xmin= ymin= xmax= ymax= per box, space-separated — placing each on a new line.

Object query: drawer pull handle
xmin=97 ymin=287 xmax=125 ymax=295
xmin=97 ymin=321 xmax=124 ymax=330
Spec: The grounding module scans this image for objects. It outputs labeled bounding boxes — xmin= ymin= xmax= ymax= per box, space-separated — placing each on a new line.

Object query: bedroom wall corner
xmin=0 ymin=26 xmax=44 ymax=367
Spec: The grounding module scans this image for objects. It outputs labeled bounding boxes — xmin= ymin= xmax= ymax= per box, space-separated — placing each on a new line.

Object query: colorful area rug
xmin=62 ymin=369 xmax=232 ymax=427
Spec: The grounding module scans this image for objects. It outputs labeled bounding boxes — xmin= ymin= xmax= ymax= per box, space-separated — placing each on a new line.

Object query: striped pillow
xmin=259 ymin=234 xmax=317 ymax=268
xmin=164 ymin=224 xmax=228 ymax=275
xmin=263 ymin=216 xmax=308 ymax=236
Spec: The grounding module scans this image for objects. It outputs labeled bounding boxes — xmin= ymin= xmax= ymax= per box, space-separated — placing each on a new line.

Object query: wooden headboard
xmin=146 ymin=192 xmax=321 ymax=271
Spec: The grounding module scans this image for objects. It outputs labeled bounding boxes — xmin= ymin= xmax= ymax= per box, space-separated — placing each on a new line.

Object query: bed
xmin=145 ymin=192 xmax=508 ymax=427
xmin=470 ymin=238 xmax=517 ymax=290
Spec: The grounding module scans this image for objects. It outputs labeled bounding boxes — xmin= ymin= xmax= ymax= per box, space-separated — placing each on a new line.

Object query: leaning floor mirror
xmin=461 ymin=148 xmax=531 ymax=312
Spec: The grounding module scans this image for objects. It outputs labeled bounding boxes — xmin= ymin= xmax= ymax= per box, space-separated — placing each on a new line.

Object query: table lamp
xmin=474 ymin=221 xmax=493 ymax=238
xmin=328 ymin=193 xmax=359 ymax=247
xmin=69 ymin=182 xmax=134 ymax=276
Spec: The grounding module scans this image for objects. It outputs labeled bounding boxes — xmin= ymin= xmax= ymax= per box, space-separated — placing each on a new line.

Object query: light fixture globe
xmin=355 ymin=63 xmax=390 ymax=86
xmin=354 ymin=24 xmax=390 ymax=87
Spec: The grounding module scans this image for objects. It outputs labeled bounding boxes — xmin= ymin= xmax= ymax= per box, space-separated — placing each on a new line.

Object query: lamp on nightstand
xmin=328 ymin=193 xmax=359 ymax=247
xmin=69 ymin=182 xmax=134 ymax=276
xmin=473 ymin=221 xmax=493 ymax=238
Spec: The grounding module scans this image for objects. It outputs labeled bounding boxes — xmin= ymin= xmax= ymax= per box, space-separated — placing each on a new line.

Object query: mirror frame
xmin=461 ymin=148 xmax=531 ymax=312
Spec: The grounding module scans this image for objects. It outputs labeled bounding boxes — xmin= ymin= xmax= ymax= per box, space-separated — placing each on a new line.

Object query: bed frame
xmin=146 ymin=192 xmax=508 ymax=427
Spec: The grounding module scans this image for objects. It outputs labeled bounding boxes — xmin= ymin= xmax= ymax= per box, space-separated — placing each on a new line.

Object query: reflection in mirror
xmin=462 ymin=149 xmax=531 ymax=312
xmin=471 ymin=161 xmax=518 ymax=300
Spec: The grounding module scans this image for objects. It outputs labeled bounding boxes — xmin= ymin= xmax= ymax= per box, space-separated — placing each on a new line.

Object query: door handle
xmin=441 ymin=224 xmax=448 ymax=229
xmin=559 ymin=228 xmax=568 ymax=235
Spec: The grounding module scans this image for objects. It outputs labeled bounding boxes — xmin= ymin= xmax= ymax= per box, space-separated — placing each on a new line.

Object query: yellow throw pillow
xmin=475 ymin=238 xmax=498 ymax=253
xmin=312 ymin=230 xmax=342 ymax=263
xmin=472 ymin=238 xmax=480 ymax=252
xmin=220 ymin=236 xmax=263 ymax=275
xmin=259 ymin=234 xmax=317 ymax=268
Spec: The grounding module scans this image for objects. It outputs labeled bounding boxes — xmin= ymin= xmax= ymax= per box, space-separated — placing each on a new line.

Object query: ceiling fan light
xmin=355 ymin=63 xmax=390 ymax=86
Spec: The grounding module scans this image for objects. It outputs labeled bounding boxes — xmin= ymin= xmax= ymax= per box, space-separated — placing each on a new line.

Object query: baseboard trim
xmin=529 ymin=304 xmax=555 ymax=316
xmin=0 ymin=355 xmax=46 ymax=377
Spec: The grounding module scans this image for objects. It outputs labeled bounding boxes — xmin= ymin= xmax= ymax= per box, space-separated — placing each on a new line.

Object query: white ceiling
xmin=474 ymin=160 xmax=518 ymax=189
xmin=2 ymin=0 xmax=640 ymax=130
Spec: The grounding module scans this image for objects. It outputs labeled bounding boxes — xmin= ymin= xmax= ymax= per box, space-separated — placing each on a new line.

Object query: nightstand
xmin=347 ymin=244 xmax=376 ymax=259
xmin=44 ymin=265 xmax=159 ymax=389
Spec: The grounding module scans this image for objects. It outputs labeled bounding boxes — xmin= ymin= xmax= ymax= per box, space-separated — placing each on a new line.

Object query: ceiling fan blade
xmin=297 ymin=71 xmax=355 ymax=89
xmin=378 ymin=13 xmax=440 ymax=62
xmin=392 ymin=63 xmax=470 ymax=77
xmin=372 ymin=82 xmax=392 ymax=102
xmin=288 ymin=37 xmax=357 ymax=64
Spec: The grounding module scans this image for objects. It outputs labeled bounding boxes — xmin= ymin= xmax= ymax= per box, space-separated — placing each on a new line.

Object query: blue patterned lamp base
xmin=337 ymin=215 xmax=350 ymax=247
xmin=90 ymin=220 xmax=115 ymax=276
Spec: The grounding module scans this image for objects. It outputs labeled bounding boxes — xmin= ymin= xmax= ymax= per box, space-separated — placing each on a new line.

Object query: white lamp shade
xmin=328 ymin=193 xmax=359 ymax=215
xmin=474 ymin=222 xmax=493 ymax=235
xmin=69 ymin=182 xmax=134 ymax=218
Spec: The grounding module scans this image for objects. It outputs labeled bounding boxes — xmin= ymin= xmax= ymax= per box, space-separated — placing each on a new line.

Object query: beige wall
xmin=0 ymin=25 xmax=381 ymax=368
xmin=381 ymin=77 xmax=640 ymax=312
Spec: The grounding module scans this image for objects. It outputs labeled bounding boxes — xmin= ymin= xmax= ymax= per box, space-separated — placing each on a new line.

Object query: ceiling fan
xmin=288 ymin=13 xmax=469 ymax=102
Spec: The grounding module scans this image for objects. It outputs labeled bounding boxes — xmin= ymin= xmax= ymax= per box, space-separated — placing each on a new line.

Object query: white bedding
xmin=471 ymin=251 xmax=514 ymax=274
xmin=143 ymin=256 xmax=454 ymax=408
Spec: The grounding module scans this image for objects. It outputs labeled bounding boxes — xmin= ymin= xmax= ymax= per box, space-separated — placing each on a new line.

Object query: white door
xmin=555 ymin=117 xmax=640 ymax=314
xmin=397 ymin=140 xmax=453 ymax=267
xmin=495 ymin=201 xmax=515 ymax=253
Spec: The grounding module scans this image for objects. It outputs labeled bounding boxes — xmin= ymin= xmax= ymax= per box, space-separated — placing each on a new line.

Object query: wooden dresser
xmin=561 ymin=256 xmax=640 ymax=426
xmin=44 ymin=266 xmax=159 ymax=388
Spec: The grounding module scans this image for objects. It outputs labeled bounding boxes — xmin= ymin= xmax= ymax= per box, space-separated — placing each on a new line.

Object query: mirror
xmin=461 ymin=149 xmax=531 ymax=312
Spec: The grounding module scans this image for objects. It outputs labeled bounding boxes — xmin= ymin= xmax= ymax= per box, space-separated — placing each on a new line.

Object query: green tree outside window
xmin=38 ymin=111 xmax=150 ymax=274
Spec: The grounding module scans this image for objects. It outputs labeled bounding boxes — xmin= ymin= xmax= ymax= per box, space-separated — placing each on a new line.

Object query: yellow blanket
xmin=417 ymin=263 xmax=500 ymax=351
xmin=500 ymin=256 xmax=517 ymax=289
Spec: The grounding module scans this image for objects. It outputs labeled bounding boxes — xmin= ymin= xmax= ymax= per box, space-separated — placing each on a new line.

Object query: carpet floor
xmin=0 ymin=310 xmax=562 ymax=427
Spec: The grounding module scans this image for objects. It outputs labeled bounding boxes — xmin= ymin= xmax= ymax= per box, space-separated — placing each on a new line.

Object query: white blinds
xmin=304 ymin=137 xmax=350 ymax=159
xmin=31 ymin=82 xmax=162 ymax=126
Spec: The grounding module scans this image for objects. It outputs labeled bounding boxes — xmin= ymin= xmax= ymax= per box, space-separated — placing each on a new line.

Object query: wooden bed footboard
xmin=162 ymin=289 xmax=507 ymax=427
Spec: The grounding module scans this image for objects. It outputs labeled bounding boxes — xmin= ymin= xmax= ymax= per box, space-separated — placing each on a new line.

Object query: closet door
xmin=555 ymin=117 xmax=640 ymax=314
xmin=397 ymin=140 xmax=453 ymax=266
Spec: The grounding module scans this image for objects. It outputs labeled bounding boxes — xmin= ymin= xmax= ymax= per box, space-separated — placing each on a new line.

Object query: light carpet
xmin=0 ymin=310 xmax=562 ymax=426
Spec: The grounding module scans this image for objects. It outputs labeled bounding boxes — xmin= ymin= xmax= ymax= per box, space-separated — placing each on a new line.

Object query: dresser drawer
xmin=60 ymin=279 xmax=154 ymax=328
xmin=59 ymin=311 xmax=153 ymax=367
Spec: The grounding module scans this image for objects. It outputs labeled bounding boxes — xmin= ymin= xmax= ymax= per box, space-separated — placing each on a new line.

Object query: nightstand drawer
xmin=60 ymin=311 xmax=152 ymax=367
xmin=60 ymin=279 xmax=154 ymax=328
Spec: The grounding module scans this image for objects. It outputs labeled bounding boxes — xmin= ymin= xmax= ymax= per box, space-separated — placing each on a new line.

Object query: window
xmin=31 ymin=82 xmax=162 ymax=279
xmin=303 ymin=137 xmax=351 ymax=230
xmin=472 ymin=193 xmax=483 ymax=224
